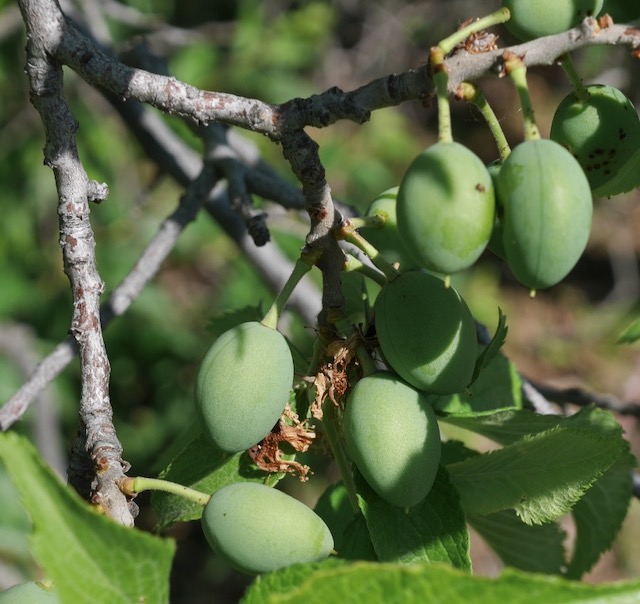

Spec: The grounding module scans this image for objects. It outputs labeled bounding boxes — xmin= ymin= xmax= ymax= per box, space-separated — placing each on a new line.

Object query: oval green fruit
xmin=396 ymin=142 xmax=495 ymax=275
xmin=360 ymin=187 xmax=421 ymax=271
xmin=375 ymin=271 xmax=477 ymax=395
xmin=0 ymin=582 xmax=59 ymax=603
xmin=550 ymin=84 xmax=640 ymax=196
xmin=344 ymin=372 xmax=441 ymax=508
xmin=201 ymin=482 xmax=334 ymax=574
xmin=502 ymin=0 xmax=603 ymax=41
xmin=195 ymin=321 xmax=293 ymax=453
xmin=497 ymin=139 xmax=593 ymax=290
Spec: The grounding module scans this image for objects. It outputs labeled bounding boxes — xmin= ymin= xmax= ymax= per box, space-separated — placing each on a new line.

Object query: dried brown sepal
xmin=309 ymin=334 xmax=360 ymax=420
xmin=248 ymin=405 xmax=315 ymax=481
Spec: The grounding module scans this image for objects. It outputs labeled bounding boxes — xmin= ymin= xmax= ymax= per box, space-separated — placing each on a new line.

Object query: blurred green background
xmin=1 ymin=0 xmax=640 ymax=601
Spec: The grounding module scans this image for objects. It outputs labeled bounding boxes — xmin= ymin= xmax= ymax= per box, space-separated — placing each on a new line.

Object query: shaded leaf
xmin=356 ymin=468 xmax=470 ymax=569
xmin=469 ymin=510 xmax=567 ymax=574
xmin=0 ymin=432 xmax=174 ymax=604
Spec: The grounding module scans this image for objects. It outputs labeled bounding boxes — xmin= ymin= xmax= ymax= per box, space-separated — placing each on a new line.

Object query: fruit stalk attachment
xmin=504 ymin=52 xmax=540 ymax=141
xmin=459 ymin=82 xmax=511 ymax=161
xmin=261 ymin=253 xmax=316 ymax=329
xmin=558 ymin=54 xmax=590 ymax=103
xmin=119 ymin=476 xmax=210 ymax=507
xmin=340 ymin=221 xmax=400 ymax=282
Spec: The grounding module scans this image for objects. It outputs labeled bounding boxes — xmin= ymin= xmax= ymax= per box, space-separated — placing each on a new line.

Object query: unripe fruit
xmin=396 ymin=142 xmax=495 ymax=275
xmin=375 ymin=271 xmax=477 ymax=395
xmin=550 ymin=85 xmax=640 ymax=197
xmin=502 ymin=0 xmax=603 ymax=42
xmin=344 ymin=372 xmax=441 ymax=508
xmin=360 ymin=187 xmax=421 ymax=271
xmin=497 ymin=139 xmax=593 ymax=290
xmin=195 ymin=322 xmax=293 ymax=453
xmin=201 ymin=483 xmax=334 ymax=574
xmin=0 ymin=582 xmax=59 ymax=603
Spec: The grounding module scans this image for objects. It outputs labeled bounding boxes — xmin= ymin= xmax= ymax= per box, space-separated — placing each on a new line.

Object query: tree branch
xmin=17 ymin=0 xmax=134 ymax=525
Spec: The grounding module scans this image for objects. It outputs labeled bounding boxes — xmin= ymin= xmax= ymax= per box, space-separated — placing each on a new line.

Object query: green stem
xmin=460 ymin=81 xmax=511 ymax=161
xmin=355 ymin=344 xmax=378 ymax=377
xmin=322 ymin=401 xmax=360 ymax=514
xmin=121 ymin=476 xmax=210 ymax=507
xmin=348 ymin=213 xmax=387 ymax=231
xmin=261 ymin=255 xmax=315 ymax=329
xmin=434 ymin=68 xmax=453 ymax=144
xmin=341 ymin=226 xmax=400 ymax=282
xmin=559 ymin=53 xmax=590 ymax=103
xmin=437 ymin=7 xmax=511 ymax=55
xmin=505 ymin=53 xmax=540 ymax=141
xmin=343 ymin=253 xmax=387 ymax=288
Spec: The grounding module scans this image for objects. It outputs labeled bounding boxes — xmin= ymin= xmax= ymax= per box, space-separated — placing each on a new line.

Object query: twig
xmin=525 ymin=380 xmax=640 ymax=418
xmin=17 ymin=0 xmax=133 ymax=525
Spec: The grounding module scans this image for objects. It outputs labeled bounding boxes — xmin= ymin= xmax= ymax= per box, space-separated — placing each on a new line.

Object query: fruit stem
xmin=433 ymin=66 xmax=454 ymax=144
xmin=348 ymin=213 xmax=387 ymax=231
xmin=339 ymin=221 xmax=400 ymax=282
xmin=459 ymin=81 xmax=511 ymax=161
xmin=120 ymin=476 xmax=211 ymax=507
xmin=343 ymin=253 xmax=387 ymax=288
xmin=322 ymin=400 xmax=361 ymax=514
xmin=504 ymin=52 xmax=540 ymax=141
xmin=261 ymin=254 xmax=316 ymax=329
xmin=559 ymin=54 xmax=590 ymax=103
xmin=436 ymin=7 xmax=511 ymax=55
xmin=355 ymin=344 xmax=378 ymax=377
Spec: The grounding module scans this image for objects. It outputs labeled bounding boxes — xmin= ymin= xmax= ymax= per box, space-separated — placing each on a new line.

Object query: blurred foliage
xmin=1 ymin=0 xmax=640 ymax=600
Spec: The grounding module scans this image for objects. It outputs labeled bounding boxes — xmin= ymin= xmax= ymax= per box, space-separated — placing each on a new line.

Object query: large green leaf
xmin=356 ymin=468 xmax=471 ymax=570
xmin=151 ymin=433 xmax=270 ymax=529
xmin=566 ymin=448 xmax=635 ymax=579
xmin=242 ymin=559 xmax=640 ymax=604
xmin=446 ymin=426 xmax=624 ymax=524
xmin=0 ymin=432 xmax=175 ymax=604
xmin=469 ymin=510 xmax=566 ymax=574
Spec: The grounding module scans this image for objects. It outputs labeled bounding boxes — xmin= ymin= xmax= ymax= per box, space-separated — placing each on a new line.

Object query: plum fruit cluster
xmin=186 ymin=5 xmax=640 ymax=576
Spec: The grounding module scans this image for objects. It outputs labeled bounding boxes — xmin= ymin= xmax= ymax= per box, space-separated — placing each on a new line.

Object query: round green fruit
xmin=550 ymin=84 xmax=640 ymax=197
xmin=396 ymin=141 xmax=495 ymax=275
xmin=502 ymin=0 xmax=603 ymax=41
xmin=360 ymin=187 xmax=421 ymax=271
xmin=374 ymin=271 xmax=477 ymax=395
xmin=195 ymin=321 xmax=293 ymax=453
xmin=201 ymin=482 xmax=334 ymax=574
xmin=497 ymin=139 xmax=593 ymax=290
xmin=344 ymin=372 xmax=441 ymax=508
xmin=0 ymin=582 xmax=59 ymax=603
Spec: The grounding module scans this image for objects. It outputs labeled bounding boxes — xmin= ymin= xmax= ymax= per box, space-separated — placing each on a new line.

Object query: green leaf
xmin=469 ymin=308 xmax=508 ymax=386
xmin=242 ymin=559 xmax=640 ymax=604
xmin=356 ymin=468 xmax=471 ymax=569
xmin=566 ymin=448 xmax=635 ymax=579
xmin=441 ymin=405 xmax=619 ymax=446
xmin=0 ymin=432 xmax=174 ymax=604
xmin=152 ymin=433 xmax=270 ymax=529
xmin=446 ymin=426 xmax=624 ymax=524
xmin=432 ymin=352 xmax=523 ymax=414
xmin=618 ymin=315 xmax=640 ymax=344
xmin=469 ymin=510 xmax=567 ymax=574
